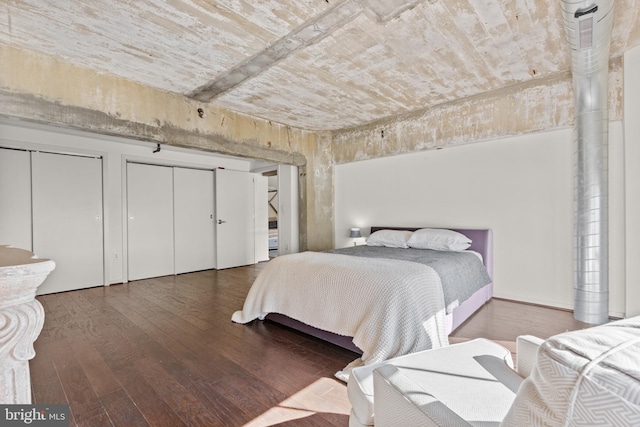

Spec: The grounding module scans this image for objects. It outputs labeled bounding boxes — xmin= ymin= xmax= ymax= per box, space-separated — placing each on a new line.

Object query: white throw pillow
xmin=366 ymin=230 xmax=413 ymax=248
xmin=407 ymin=228 xmax=471 ymax=251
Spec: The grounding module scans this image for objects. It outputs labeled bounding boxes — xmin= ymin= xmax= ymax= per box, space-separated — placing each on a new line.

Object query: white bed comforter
xmin=231 ymin=251 xmax=449 ymax=365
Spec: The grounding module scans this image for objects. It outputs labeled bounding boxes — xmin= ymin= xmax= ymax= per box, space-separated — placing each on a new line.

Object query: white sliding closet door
xmin=32 ymin=151 xmax=104 ymax=295
xmin=174 ymin=167 xmax=215 ymax=274
xmin=127 ymin=163 xmax=174 ymax=281
xmin=215 ymin=169 xmax=255 ymax=269
xmin=0 ymin=148 xmax=32 ymax=250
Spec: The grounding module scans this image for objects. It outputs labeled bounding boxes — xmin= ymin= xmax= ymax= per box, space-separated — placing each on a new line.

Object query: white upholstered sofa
xmin=347 ymin=316 xmax=640 ymax=426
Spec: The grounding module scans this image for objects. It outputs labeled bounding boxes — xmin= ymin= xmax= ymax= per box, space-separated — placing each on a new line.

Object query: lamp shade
xmin=350 ymin=227 xmax=362 ymax=238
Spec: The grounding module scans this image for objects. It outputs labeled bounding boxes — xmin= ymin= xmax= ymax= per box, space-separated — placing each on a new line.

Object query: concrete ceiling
xmin=2 ymin=0 xmax=639 ymax=131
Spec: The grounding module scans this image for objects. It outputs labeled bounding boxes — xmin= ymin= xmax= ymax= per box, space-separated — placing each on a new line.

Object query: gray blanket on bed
xmin=326 ymin=246 xmax=491 ymax=313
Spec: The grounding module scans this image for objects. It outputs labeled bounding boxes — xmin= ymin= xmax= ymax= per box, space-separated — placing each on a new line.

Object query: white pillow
xmin=407 ymin=228 xmax=471 ymax=251
xmin=366 ymin=229 xmax=413 ymax=248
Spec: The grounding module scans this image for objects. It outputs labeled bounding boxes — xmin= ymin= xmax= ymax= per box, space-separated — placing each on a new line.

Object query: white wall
xmin=335 ymin=124 xmax=626 ymax=317
xmin=0 ymin=119 xmax=250 ymax=285
xmin=624 ymin=45 xmax=640 ymax=317
xmin=277 ymin=164 xmax=299 ymax=255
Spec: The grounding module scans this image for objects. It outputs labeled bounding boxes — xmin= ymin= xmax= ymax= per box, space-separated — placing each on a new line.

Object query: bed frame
xmin=266 ymin=226 xmax=493 ymax=354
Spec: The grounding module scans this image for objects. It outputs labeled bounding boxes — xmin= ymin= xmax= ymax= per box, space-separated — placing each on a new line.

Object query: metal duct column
xmin=561 ymin=0 xmax=614 ymax=324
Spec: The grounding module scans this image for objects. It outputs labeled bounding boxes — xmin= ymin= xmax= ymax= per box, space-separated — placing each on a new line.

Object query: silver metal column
xmin=561 ymin=0 xmax=614 ymax=324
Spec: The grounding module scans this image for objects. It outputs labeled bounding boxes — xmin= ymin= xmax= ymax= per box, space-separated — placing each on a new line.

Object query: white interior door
xmin=127 ymin=163 xmax=174 ymax=281
xmin=32 ymin=151 xmax=104 ymax=294
xmin=0 ymin=148 xmax=32 ymax=250
xmin=174 ymin=167 xmax=215 ymax=274
xmin=215 ymin=169 xmax=255 ymax=269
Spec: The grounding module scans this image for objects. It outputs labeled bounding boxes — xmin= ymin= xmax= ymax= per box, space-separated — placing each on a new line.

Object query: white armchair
xmin=348 ymin=337 xmax=539 ymax=426
xmin=348 ymin=316 xmax=640 ymax=426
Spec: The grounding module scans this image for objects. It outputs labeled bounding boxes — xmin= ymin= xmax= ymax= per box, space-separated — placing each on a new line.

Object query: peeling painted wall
xmin=0 ymin=41 xmax=630 ymax=253
xmin=0 ymin=42 xmax=336 ymax=250
xmin=331 ymin=58 xmax=624 ymax=165
xmin=300 ymin=131 xmax=334 ymax=251
xmin=0 ymin=43 xmax=305 ymax=163
xmin=3 ymin=1 xmax=637 ymax=131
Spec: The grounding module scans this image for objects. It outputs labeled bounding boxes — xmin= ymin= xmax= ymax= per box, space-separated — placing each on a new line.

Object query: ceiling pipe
xmin=561 ymin=0 xmax=614 ymax=324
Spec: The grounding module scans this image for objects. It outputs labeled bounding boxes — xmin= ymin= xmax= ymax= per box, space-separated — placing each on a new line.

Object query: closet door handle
xmin=217 ymin=219 xmax=226 ymax=224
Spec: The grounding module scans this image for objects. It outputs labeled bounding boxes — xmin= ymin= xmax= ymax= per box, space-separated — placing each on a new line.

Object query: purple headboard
xmin=369 ymin=226 xmax=493 ymax=280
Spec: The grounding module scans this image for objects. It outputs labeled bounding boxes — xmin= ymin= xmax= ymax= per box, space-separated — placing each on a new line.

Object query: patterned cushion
xmin=502 ymin=316 xmax=640 ymax=426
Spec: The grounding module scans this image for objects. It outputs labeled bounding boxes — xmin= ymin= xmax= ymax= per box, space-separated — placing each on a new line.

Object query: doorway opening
xmin=263 ymin=169 xmax=279 ymax=258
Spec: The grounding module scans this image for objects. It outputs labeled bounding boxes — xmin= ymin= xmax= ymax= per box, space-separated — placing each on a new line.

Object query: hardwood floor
xmin=31 ymin=263 xmax=590 ymax=427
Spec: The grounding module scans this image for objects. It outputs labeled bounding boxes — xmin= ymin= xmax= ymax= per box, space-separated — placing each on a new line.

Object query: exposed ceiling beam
xmin=188 ymin=0 xmax=437 ymax=102
xmin=189 ymin=0 xmax=364 ymax=102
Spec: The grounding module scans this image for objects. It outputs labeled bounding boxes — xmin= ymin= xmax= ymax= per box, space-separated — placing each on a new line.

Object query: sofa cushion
xmin=502 ymin=316 xmax=640 ymax=426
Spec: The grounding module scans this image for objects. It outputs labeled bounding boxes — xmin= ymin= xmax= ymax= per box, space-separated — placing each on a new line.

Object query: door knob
xmin=217 ymin=219 xmax=226 ymax=224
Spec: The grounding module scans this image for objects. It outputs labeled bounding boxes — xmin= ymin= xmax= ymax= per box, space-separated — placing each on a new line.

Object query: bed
xmin=232 ymin=226 xmax=493 ymax=365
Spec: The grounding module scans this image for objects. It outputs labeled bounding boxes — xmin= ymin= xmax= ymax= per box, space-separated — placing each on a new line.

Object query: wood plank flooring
xmin=30 ymin=263 xmax=590 ymax=426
